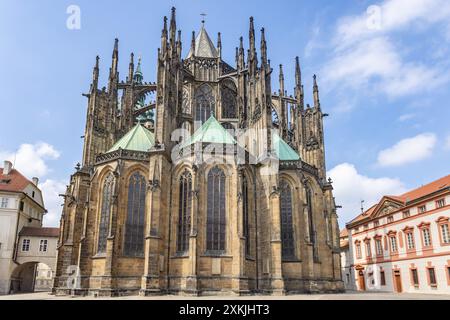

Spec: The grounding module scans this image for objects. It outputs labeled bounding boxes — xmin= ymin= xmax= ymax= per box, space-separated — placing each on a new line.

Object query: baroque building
xmin=53 ymin=8 xmax=343 ymax=296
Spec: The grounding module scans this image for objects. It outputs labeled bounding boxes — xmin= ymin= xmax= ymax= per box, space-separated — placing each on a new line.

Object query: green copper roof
xmin=181 ymin=116 xmax=236 ymax=148
xmin=108 ymin=123 xmax=155 ymax=152
xmin=273 ymin=133 xmax=300 ymax=161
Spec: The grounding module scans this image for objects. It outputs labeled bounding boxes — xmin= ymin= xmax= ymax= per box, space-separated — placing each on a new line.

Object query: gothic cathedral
xmin=53 ymin=8 xmax=344 ymax=296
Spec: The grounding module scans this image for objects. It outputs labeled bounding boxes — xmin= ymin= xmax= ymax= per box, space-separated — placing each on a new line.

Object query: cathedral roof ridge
xmin=180 ymin=115 xmax=236 ymax=148
xmin=187 ymin=24 xmax=219 ymax=59
xmin=107 ymin=123 xmax=155 ymax=153
xmin=272 ymin=132 xmax=301 ymax=161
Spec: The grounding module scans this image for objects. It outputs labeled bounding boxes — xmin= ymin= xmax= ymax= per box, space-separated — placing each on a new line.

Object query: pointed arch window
xmin=280 ymin=180 xmax=295 ymax=259
xmin=242 ymin=173 xmax=250 ymax=255
xmin=305 ymin=184 xmax=318 ymax=261
xmin=177 ymin=171 xmax=192 ymax=253
xmin=124 ymin=172 xmax=146 ymax=257
xmin=221 ymin=80 xmax=237 ymax=119
xmin=195 ymin=84 xmax=215 ymax=124
xmin=207 ymin=167 xmax=226 ymax=253
xmin=98 ymin=173 xmax=115 ymax=254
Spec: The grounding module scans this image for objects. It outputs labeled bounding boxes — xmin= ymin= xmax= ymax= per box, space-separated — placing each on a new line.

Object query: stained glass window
xmin=98 ymin=173 xmax=114 ymax=254
xmin=280 ymin=180 xmax=295 ymax=259
xmin=221 ymin=81 xmax=237 ymax=119
xmin=124 ymin=172 xmax=146 ymax=257
xmin=207 ymin=167 xmax=226 ymax=253
xmin=177 ymin=171 xmax=192 ymax=253
xmin=195 ymin=84 xmax=215 ymax=124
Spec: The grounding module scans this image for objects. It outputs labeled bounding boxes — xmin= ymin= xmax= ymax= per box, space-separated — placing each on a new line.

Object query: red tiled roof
xmin=347 ymin=174 xmax=450 ymax=226
xmin=0 ymin=168 xmax=32 ymax=193
xmin=399 ymin=174 xmax=450 ymax=202
xmin=19 ymin=227 xmax=60 ymax=237
xmin=340 ymin=228 xmax=348 ymax=238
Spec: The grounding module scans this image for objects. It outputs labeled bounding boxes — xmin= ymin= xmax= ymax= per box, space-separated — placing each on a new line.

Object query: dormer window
xmin=436 ymin=199 xmax=445 ymax=209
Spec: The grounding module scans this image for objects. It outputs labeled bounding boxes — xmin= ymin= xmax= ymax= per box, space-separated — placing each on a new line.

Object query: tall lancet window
xmin=195 ymin=84 xmax=215 ymax=124
xmin=305 ymin=184 xmax=318 ymax=261
xmin=221 ymin=80 xmax=237 ymax=119
xmin=124 ymin=172 xmax=146 ymax=257
xmin=280 ymin=180 xmax=295 ymax=259
xmin=177 ymin=171 xmax=192 ymax=253
xmin=242 ymin=173 xmax=250 ymax=255
xmin=98 ymin=173 xmax=115 ymax=254
xmin=207 ymin=167 xmax=226 ymax=253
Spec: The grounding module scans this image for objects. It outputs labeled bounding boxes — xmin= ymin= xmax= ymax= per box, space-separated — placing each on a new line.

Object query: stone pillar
xmin=186 ymin=167 xmax=199 ymax=295
xmin=141 ymin=173 xmax=163 ymax=295
xmin=269 ymin=187 xmax=285 ymax=294
xmin=231 ymin=168 xmax=249 ymax=295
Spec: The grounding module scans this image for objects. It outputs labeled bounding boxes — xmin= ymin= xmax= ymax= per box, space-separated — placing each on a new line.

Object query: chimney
xmin=3 ymin=160 xmax=12 ymax=175
xmin=32 ymin=177 xmax=39 ymax=186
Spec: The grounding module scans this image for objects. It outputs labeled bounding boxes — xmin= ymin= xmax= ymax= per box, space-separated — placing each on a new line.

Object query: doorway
xmin=358 ymin=270 xmax=366 ymax=291
xmin=394 ymin=270 xmax=402 ymax=293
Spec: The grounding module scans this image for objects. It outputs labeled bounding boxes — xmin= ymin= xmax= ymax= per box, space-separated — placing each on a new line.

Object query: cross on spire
xmin=200 ymin=13 xmax=207 ymax=25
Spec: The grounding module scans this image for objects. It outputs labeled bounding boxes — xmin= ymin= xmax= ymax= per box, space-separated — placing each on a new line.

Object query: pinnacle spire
xmin=279 ymin=64 xmax=285 ymax=96
xmin=313 ymin=74 xmax=320 ymax=110
xmin=260 ymin=27 xmax=267 ymax=66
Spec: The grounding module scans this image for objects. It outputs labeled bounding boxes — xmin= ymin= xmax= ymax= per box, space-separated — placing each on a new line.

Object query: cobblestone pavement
xmin=1 ymin=291 xmax=449 ymax=300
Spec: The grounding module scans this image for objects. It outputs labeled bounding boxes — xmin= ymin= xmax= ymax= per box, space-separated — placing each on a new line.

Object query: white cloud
xmin=322 ymin=0 xmax=450 ymax=100
xmin=328 ymin=163 xmax=406 ymax=227
xmin=398 ymin=113 xmax=416 ymax=122
xmin=445 ymin=135 xmax=450 ymax=150
xmin=0 ymin=142 xmax=60 ymax=178
xmin=39 ymin=179 xmax=66 ymax=227
xmin=1 ymin=142 xmax=64 ymax=227
xmin=377 ymin=133 xmax=436 ymax=167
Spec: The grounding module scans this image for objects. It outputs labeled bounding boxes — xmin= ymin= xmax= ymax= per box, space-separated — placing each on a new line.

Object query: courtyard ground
xmin=0 ymin=291 xmax=449 ymax=300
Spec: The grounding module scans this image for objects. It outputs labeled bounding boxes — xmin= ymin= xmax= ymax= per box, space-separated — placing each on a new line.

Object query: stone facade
xmin=53 ymin=8 xmax=344 ymax=296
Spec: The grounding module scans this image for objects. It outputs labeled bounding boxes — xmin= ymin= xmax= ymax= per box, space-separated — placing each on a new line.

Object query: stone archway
xmin=9 ymin=262 xmax=54 ymax=294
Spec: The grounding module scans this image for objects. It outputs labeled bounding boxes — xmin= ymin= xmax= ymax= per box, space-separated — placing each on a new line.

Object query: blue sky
xmin=1 ymin=0 xmax=449 ymax=227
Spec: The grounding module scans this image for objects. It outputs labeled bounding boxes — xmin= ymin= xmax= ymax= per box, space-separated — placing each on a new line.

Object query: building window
xmin=355 ymin=242 xmax=362 ymax=259
xmin=280 ymin=180 xmax=295 ymax=259
xmin=305 ymin=184 xmax=318 ymax=261
xmin=221 ymin=80 xmax=237 ymax=119
xmin=365 ymin=241 xmax=372 ymax=257
xmin=374 ymin=220 xmax=379 ymax=227
xmin=39 ymin=239 xmax=48 ymax=252
xmin=19 ymin=201 xmax=24 ymax=211
xmin=390 ymin=236 xmax=398 ymax=253
xmin=354 ymin=227 xmax=359 ymax=233
xmin=97 ymin=173 xmax=115 ymax=254
xmin=195 ymin=84 xmax=215 ymax=124
xmin=418 ymin=205 xmax=426 ymax=214
xmin=22 ymin=239 xmax=30 ymax=252
xmin=380 ymin=270 xmax=386 ymax=286
xmin=441 ymin=224 xmax=450 ymax=244
xmin=406 ymin=232 xmax=415 ymax=249
xmin=428 ymin=268 xmax=437 ymax=286
xmin=242 ymin=173 xmax=250 ymax=255
xmin=436 ymin=199 xmax=445 ymax=209
xmin=124 ymin=172 xmax=146 ymax=257
xmin=411 ymin=269 xmax=419 ymax=286
xmin=206 ymin=167 xmax=226 ymax=253
xmin=375 ymin=239 xmax=383 ymax=256
xmin=364 ymin=224 xmax=369 ymax=230
xmin=176 ymin=171 xmax=192 ymax=254
xmin=0 ymin=197 xmax=8 ymax=208
xmin=403 ymin=210 xmax=410 ymax=218
xmin=422 ymin=228 xmax=432 ymax=247
xmin=387 ymin=216 xmax=394 ymax=223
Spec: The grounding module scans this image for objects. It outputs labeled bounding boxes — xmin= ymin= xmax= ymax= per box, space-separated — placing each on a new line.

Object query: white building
xmin=346 ymin=174 xmax=450 ymax=294
xmin=0 ymin=160 xmax=58 ymax=294
xmin=340 ymin=228 xmax=356 ymax=291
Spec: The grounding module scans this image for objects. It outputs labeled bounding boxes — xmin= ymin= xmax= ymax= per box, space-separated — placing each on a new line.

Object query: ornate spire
xmin=92 ymin=55 xmax=99 ymax=91
xmin=128 ymin=52 xmax=134 ymax=82
xmin=313 ymin=74 xmax=320 ymax=110
xmin=217 ymin=32 xmax=222 ymax=58
xmin=169 ymin=7 xmax=177 ymax=49
xmin=279 ymin=64 xmax=285 ymax=96
xmin=133 ymin=56 xmax=143 ymax=84
xmin=295 ymin=56 xmax=304 ymax=111
xmin=260 ymin=28 xmax=267 ymax=67
xmin=161 ymin=16 xmax=168 ymax=56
